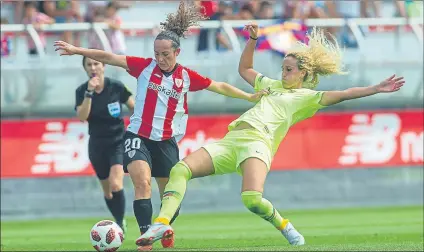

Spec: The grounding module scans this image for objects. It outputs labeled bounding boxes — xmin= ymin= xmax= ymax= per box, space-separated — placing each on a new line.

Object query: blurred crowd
xmin=195 ymin=0 xmax=412 ymax=21
xmin=0 ymin=0 xmax=419 ymax=56
xmin=195 ymin=0 xmax=415 ymax=51
xmin=1 ymin=0 xmax=131 ymax=56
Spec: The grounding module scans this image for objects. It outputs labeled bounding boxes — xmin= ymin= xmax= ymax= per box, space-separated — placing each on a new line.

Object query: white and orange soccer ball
xmin=90 ymin=220 xmax=124 ymax=252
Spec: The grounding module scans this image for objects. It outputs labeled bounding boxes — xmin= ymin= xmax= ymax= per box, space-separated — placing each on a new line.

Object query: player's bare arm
xmin=238 ymin=22 xmax=260 ymax=87
xmin=320 ymin=74 xmax=405 ymax=106
xmin=206 ymin=80 xmax=269 ymax=103
xmin=54 ymin=41 xmax=129 ymax=70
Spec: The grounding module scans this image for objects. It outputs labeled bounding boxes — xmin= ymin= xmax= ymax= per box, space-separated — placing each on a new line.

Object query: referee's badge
xmin=128 ymin=150 xmax=136 ymax=158
xmin=175 ymin=78 xmax=183 ymax=88
xmin=107 ymin=102 xmax=121 ymax=118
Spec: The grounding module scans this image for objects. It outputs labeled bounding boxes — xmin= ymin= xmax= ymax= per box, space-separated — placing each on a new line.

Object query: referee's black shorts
xmin=123 ymin=131 xmax=180 ymax=178
xmin=88 ymin=137 xmax=124 ymax=180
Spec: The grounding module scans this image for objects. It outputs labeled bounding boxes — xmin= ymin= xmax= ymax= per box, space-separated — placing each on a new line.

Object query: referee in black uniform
xmin=75 ymin=56 xmax=135 ymax=233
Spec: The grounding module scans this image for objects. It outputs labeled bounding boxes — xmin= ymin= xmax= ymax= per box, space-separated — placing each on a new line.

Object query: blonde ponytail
xmin=286 ymin=27 xmax=347 ymax=89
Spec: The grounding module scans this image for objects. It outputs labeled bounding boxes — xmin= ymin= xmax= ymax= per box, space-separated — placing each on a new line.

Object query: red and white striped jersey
xmin=125 ymin=56 xmax=212 ymax=142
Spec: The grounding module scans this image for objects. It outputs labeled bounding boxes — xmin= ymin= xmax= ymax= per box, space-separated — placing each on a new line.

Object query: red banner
xmin=1 ymin=110 xmax=423 ymax=178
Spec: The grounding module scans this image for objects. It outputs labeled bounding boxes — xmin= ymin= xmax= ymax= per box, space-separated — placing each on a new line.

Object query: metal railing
xmin=1 ymin=17 xmax=423 ymax=58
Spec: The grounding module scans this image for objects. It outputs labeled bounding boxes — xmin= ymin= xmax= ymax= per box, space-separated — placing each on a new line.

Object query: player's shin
xmin=105 ymin=189 xmax=126 ymax=228
xmin=133 ymin=199 xmax=153 ymax=234
xmin=160 ymin=203 xmax=181 ymax=225
xmin=241 ymin=191 xmax=289 ymax=230
xmin=154 ymin=161 xmax=192 ymax=225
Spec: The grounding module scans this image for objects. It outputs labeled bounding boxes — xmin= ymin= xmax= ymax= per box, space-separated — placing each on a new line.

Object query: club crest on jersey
xmin=107 ymin=102 xmax=121 ymax=118
xmin=175 ymin=78 xmax=183 ymax=88
xmin=128 ymin=150 xmax=136 ymax=158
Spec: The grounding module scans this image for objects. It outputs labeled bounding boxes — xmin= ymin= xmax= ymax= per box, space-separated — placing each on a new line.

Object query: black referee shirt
xmin=75 ymin=77 xmax=132 ymax=141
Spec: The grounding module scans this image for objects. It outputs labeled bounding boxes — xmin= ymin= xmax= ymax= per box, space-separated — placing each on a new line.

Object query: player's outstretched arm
xmin=206 ymin=81 xmax=269 ymax=103
xmin=238 ymin=22 xmax=260 ymax=87
xmin=319 ymin=74 xmax=405 ymax=106
xmin=54 ymin=41 xmax=129 ymax=70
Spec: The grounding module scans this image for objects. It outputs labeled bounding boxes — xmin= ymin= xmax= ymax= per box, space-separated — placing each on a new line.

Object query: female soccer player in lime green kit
xmin=136 ymin=22 xmax=405 ymax=247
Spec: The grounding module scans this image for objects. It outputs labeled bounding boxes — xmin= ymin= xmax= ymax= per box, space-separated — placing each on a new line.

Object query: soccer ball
xmin=90 ymin=220 xmax=124 ymax=252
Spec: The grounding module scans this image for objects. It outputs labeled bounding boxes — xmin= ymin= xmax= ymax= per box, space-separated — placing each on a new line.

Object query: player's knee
xmin=103 ymin=190 xmax=113 ymax=199
xmin=241 ymin=191 xmax=263 ymax=213
xmin=169 ymin=161 xmax=192 ymax=181
xmin=109 ymin=179 xmax=123 ymax=192
xmin=134 ymin=179 xmax=151 ymax=191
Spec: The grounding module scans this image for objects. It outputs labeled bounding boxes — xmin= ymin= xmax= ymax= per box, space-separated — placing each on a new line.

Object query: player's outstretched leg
xmin=240 ymin=158 xmax=305 ymax=246
xmin=158 ymin=202 xmax=181 ymax=248
xmin=135 ymin=161 xmax=190 ymax=246
xmin=136 ymin=148 xmax=215 ymax=247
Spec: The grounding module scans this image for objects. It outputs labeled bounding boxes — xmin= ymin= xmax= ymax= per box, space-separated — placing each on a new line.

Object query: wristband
xmin=85 ymin=90 xmax=94 ymax=98
xmin=250 ymin=36 xmax=258 ymax=40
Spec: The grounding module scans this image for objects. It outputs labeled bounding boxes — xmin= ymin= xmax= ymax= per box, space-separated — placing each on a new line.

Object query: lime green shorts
xmin=203 ymin=128 xmax=272 ymax=175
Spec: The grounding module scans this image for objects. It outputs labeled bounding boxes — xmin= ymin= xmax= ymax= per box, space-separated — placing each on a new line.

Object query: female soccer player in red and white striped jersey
xmin=54 ymin=1 xmax=267 ymax=250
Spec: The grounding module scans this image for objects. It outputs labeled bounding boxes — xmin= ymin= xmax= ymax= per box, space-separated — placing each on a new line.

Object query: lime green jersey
xmin=228 ymin=74 xmax=326 ymax=155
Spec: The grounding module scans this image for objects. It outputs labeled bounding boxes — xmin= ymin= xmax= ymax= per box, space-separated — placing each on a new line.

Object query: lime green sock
xmin=154 ymin=161 xmax=192 ymax=225
xmin=241 ymin=191 xmax=289 ymax=230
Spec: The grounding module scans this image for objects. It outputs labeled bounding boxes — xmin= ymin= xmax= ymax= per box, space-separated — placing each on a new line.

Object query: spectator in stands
xmin=87 ymin=7 xmax=104 ymax=50
xmin=21 ymin=2 xmax=52 ymax=106
xmin=1 ymin=0 xmax=23 ymax=24
xmin=256 ymin=1 xmax=275 ymax=19
xmin=292 ymin=1 xmax=327 ymax=21
xmin=246 ymin=0 xmax=261 ymax=17
xmin=22 ymin=1 xmax=55 ymax=55
xmin=85 ymin=1 xmax=133 ymax=23
xmin=197 ymin=1 xmax=233 ymax=52
xmin=282 ymin=0 xmax=297 ymax=19
xmin=38 ymin=1 xmax=82 ymax=46
xmin=360 ymin=0 xmax=382 ymax=18
xmin=1 ymin=17 xmax=14 ymax=105
xmin=85 ymin=1 xmax=109 ymax=22
xmin=394 ymin=0 xmax=418 ymax=18
xmin=195 ymin=0 xmax=218 ymax=18
xmin=237 ymin=3 xmax=255 ymax=20
xmin=1 ymin=17 xmax=12 ymax=57
xmin=326 ymin=1 xmax=379 ymax=48
xmin=1 ymin=17 xmax=17 ymax=105
xmin=289 ymin=1 xmax=336 ymax=41
xmin=104 ymin=2 xmax=126 ymax=55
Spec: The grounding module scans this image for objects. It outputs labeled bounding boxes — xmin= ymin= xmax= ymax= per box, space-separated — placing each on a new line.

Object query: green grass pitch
xmin=1 ymin=206 xmax=423 ymax=251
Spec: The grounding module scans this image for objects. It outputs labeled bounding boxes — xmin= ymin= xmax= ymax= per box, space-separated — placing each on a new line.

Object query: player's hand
xmin=54 ymin=40 xmax=78 ymax=56
xmin=87 ymin=76 xmax=100 ymax=91
xmin=243 ymin=22 xmax=259 ymax=39
xmin=248 ymin=88 xmax=269 ymax=103
xmin=375 ymin=74 xmax=405 ymax=93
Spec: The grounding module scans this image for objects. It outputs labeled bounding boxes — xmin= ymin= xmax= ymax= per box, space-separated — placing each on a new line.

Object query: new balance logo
xmin=338 ymin=113 xmax=401 ymax=165
xmin=31 ymin=122 xmax=90 ymax=174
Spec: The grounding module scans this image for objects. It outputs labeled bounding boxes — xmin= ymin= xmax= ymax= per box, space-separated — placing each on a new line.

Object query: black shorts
xmin=88 ymin=138 xmax=124 ymax=180
xmin=123 ymin=131 xmax=180 ymax=178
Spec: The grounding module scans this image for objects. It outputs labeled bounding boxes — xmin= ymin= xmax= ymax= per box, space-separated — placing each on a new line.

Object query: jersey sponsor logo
xmin=107 ymin=102 xmax=121 ymax=118
xmin=147 ymin=82 xmax=181 ymax=100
